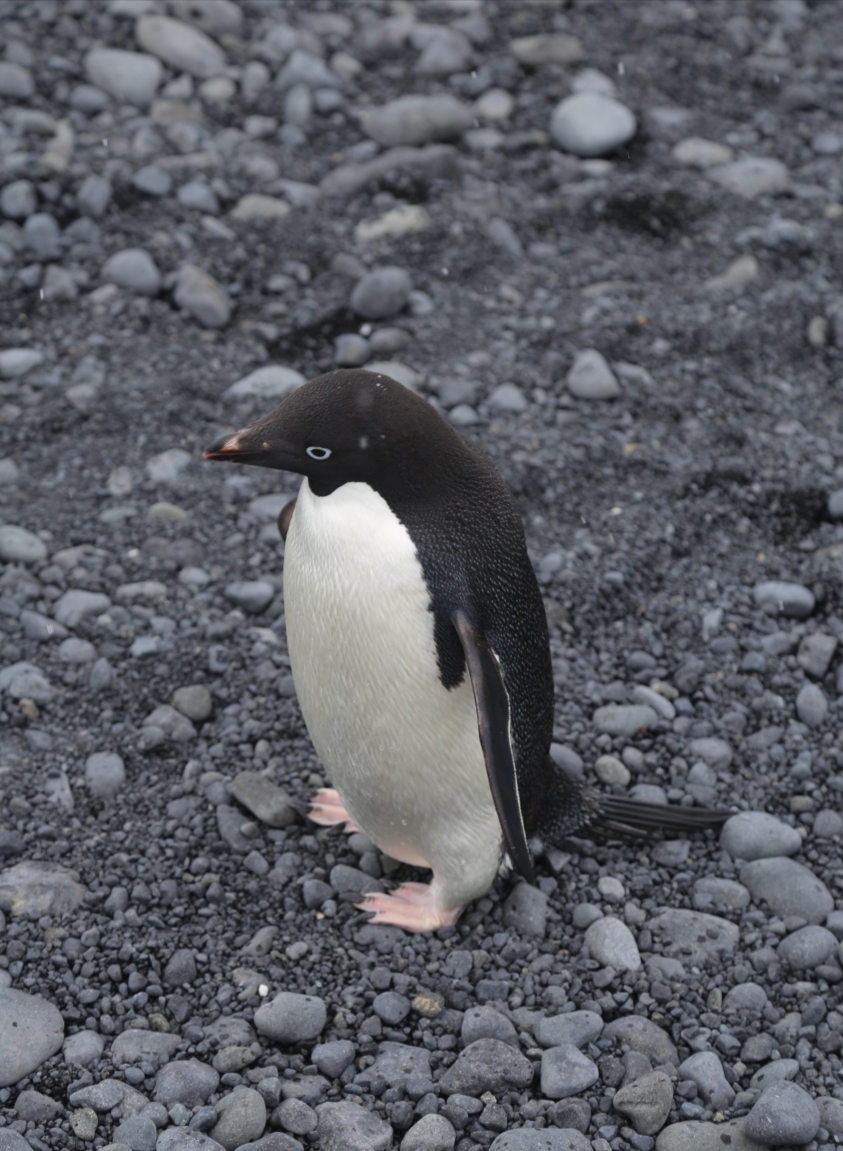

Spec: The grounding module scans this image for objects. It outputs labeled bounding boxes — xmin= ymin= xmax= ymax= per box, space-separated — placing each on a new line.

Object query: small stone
xmin=744 ymin=1081 xmax=819 ymax=1146
xmin=71 ymin=1107 xmax=99 ymax=1140
xmin=164 ymin=948 xmax=197 ymax=987
xmin=750 ymin=1059 xmax=800 ymax=1092
xmin=0 ymin=860 xmax=85 ymax=917
xmin=144 ymin=705 xmax=196 ymax=742
xmin=63 ymin=1031 xmax=105 ymax=1068
xmin=439 ymin=1038 xmax=533 ymax=1096
xmin=350 ymin=266 xmax=413 ymax=320
xmin=316 ymin=1101 xmax=392 ymax=1151
xmin=177 ymin=181 xmax=220 ymax=215
xmin=566 ymin=349 xmax=620 ymax=399
xmin=0 ymin=989 xmax=65 ymax=1087
xmin=78 ymin=175 xmax=112 ymax=219
xmin=172 ymin=685 xmax=212 ymax=722
xmin=509 ymin=33 xmax=584 ymax=66
xmin=489 ymin=1132 xmax=590 ymax=1151
xmin=705 ymin=254 xmax=759 ymax=291
xmin=777 ymin=924 xmax=838 ymax=969
xmin=489 ymin=383 xmax=528 ymax=412
xmin=0 ymin=62 xmax=34 ymax=99
xmin=550 ymin=92 xmax=636 ymax=157
xmin=677 ymin=1052 xmax=735 ymax=1110
xmin=814 ymin=808 xmax=843 ymax=837
xmin=225 ymin=580 xmax=274 ymax=614
xmin=312 ymin=1040 xmax=355 ymax=1079
xmin=230 ymin=195 xmax=292 ymax=222
xmin=113 ymin=1117 xmax=157 ymax=1151
xmin=797 ymin=632 xmax=837 ymax=678
xmin=753 ymin=580 xmax=815 ymax=617
xmin=655 ymin=1118 xmax=765 ymax=1151
xmin=502 ymin=881 xmax=548 ymax=935
xmin=612 ymin=1069 xmax=673 ymax=1135
xmin=572 ymin=903 xmax=603 ymax=929
xmin=602 ymin=1016 xmax=678 ymax=1066
xmin=335 ymin=334 xmax=370 ymax=366
xmin=224 ymin=365 xmax=305 ymax=402
xmin=133 ymin=166 xmax=172 ymax=196
xmin=275 ymin=1097 xmax=316 ymax=1135
xmin=210 ymin=1088 xmax=266 ymax=1151
xmin=401 ymin=1113 xmax=456 ymax=1151
xmin=648 ymin=909 xmax=738 ymax=963
xmin=136 ymin=15 xmax=225 ymax=79
xmin=361 ymin=95 xmax=472 ymax=147
xmin=154 ymin=1060 xmax=219 ymax=1109
xmin=276 ymin=50 xmax=342 ymax=93
xmin=111 ymin=1030 xmax=180 ymax=1066
xmin=594 ymin=754 xmax=631 ymax=786
xmin=584 ymin=916 xmax=641 ymax=971
xmin=0 ymin=459 xmax=21 ymax=484
xmin=708 ymin=156 xmax=790 ymax=198
xmin=84 ymin=48 xmax=162 ymax=107
xmin=692 ymin=877 xmax=750 ymax=912
xmin=0 ymin=349 xmax=43 ymax=379
xmin=540 ymin=1044 xmax=599 ymax=1100
xmin=174 ymin=265 xmax=231 ymax=328
xmin=534 ymin=1011 xmax=603 ymax=1051
xmin=1 ymin=180 xmax=37 ymax=220
xmin=796 ymin=682 xmax=828 ymax=727
xmin=740 ymin=857 xmax=833 ymax=924
xmin=102 ymin=248 xmax=161 ymax=296
xmin=373 ymin=991 xmax=411 ymax=1024
xmin=720 ymin=812 xmax=802 ymax=860
xmin=593 ymin=704 xmax=657 ymax=737
xmin=85 ymin=752 xmax=126 ymax=799
xmin=23 ymin=213 xmax=60 ymax=259
xmin=254 ymin=992 xmax=327 ymax=1044
xmin=0 ymin=525 xmax=47 ymax=563
xmin=475 ymin=88 xmax=515 ymax=122
xmin=461 ymin=1006 xmax=519 ymax=1048
xmin=15 ymin=1091 xmax=64 ymax=1123
xmin=671 ymin=137 xmax=734 ymax=168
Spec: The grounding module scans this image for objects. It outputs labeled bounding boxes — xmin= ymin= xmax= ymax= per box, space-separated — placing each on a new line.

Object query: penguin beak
xmin=203 ymin=428 xmax=302 ymax=472
xmin=203 ymin=430 xmax=252 ymax=461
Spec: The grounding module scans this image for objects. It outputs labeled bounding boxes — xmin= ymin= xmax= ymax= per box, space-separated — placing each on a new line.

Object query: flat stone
xmin=172 ymin=685 xmax=212 ymax=722
xmin=133 ymin=165 xmax=172 ymax=196
xmin=145 ymin=448 xmax=191 ymax=485
xmin=602 ymin=1016 xmax=678 ymax=1066
xmin=677 ymin=1052 xmax=735 ymax=1110
xmin=358 ymin=1042 xmax=431 ymax=1090
xmin=14 ymin=1090 xmax=64 ymax=1123
xmin=113 ymin=1116 xmax=157 ymax=1151
xmin=225 ymin=580 xmax=274 ymax=613
xmin=753 ymin=580 xmax=814 ymax=618
xmin=315 ymin=1101 xmax=392 ymax=1151
xmin=593 ymin=704 xmax=658 ymax=737
xmin=111 ymin=1030 xmax=180 ymax=1066
xmin=0 ymin=526 xmax=47 ymax=564
xmin=584 ymin=916 xmax=641 ymax=972
xmin=671 ymin=137 xmax=734 ymax=168
xmin=156 ymin=1131 xmax=226 ymax=1151
xmin=655 ymin=1118 xmax=768 ymax=1151
xmin=740 ymin=857 xmax=833 ymax=924
xmin=224 ymin=365 xmax=305 ymax=402
xmin=720 ymin=812 xmax=801 ymax=860
xmin=230 ymin=194 xmax=291 ymax=222
xmin=489 ymin=383 xmax=528 ymax=412
xmin=0 ymin=62 xmax=34 ymax=99
xmin=144 ymin=705 xmax=196 ymax=743
xmin=85 ymin=752 xmax=126 ymax=799
xmin=154 ymin=1060 xmax=219 ymax=1109
xmin=461 ymin=1006 xmax=519 ymax=1048
xmin=361 ymin=95 xmax=472 ymax=147
xmin=550 ymin=92 xmax=636 ymax=157
xmin=502 ymin=881 xmax=548 ymax=935
xmin=566 ymin=349 xmax=620 ymax=399
xmin=797 ymin=632 xmax=837 ymax=678
xmin=777 ymin=924 xmax=838 ymax=969
xmin=401 ymin=1113 xmax=455 ymax=1151
xmin=59 ymin=637 xmax=97 ymax=663
xmin=0 ymin=660 xmax=55 ymax=704
xmin=796 ymin=682 xmax=828 ymax=727
xmin=209 ymin=1088 xmax=266 ymax=1151
xmin=321 ymin=144 xmax=459 ymax=198
xmin=509 ymin=33 xmax=584 ymax=66
xmin=0 ymin=860 xmax=85 ymax=917
xmin=692 ymin=877 xmax=750 ymax=912
xmin=254 ymin=992 xmax=326 ymax=1044
xmin=311 ymin=1040 xmax=355 ymax=1079
xmin=744 ymin=1081 xmax=819 ymax=1146
xmin=439 ymin=1038 xmax=534 ymax=1096
xmin=63 ymin=1031 xmax=104 ymax=1067
xmin=0 ymin=990 xmax=65 ymax=1087
xmin=54 ymin=589 xmax=112 ymax=627
xmin=490 ymin=1132 xmax=590 ymax=1151
xmin=350 ymin=266 xmax=413 ymax=320
xmin=750 ymin=1059 xmax=799 ymax=1092
xmin=814 ymin=808 xmax=843 ymax=837
xmin=136 ymin=15 xmax=225 ymax=79
xmin=174 ymin=265 xmax=231 ymax=328
xmin=540 ymin=1045 xmax=599 ymax=1100
xmin=708 ymin=157 xmax=790 ymax=198
xmin=84 ymin=48 xmax=162 ymax=107
xmin=648 ymin=909 xmax=739 ymax=963
xmin=0 ymin=349 xmax=43 ymax=378
xmin=612 ymin=1069 xmax=673 ymax=1135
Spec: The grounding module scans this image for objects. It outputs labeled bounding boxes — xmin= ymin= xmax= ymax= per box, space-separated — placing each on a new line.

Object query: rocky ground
xmin=2 ymin=0 xmax=843 ymax=1149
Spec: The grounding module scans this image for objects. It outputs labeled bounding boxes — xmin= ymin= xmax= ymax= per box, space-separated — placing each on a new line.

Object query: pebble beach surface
xmin=2 ymin=2 xmax=843 ymax=1150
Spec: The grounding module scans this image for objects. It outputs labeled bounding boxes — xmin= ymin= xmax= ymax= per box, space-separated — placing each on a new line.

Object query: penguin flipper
xmin=278 ymin=497 xmax=297 ymax=541
xmin=452 ymin=609 xmax=536 ymax=886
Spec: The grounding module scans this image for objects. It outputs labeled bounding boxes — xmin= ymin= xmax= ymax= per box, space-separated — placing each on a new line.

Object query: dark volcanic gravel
xmin=2 ymin=2 xmax=843 ymax=1150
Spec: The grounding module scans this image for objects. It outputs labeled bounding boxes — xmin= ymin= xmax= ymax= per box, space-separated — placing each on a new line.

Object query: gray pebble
xmin=157 ymin=1131 xmax=224 ymax=1151
xmin=84 ymin=47 xmax=162 ymax=106
xmin=224 ymin=366 xmax=305 ymax=402
xmin=172 ymin=684 xmax=213 ymax=722
xmin=687 ymin=736 xmax=733 ymax=771
xmin=796 ymin=682 xmax=828 ymax=727
xmin=0 ymin=525 xmax=47 ymax=564
xmin=502 ymin=881 xmax=548 ymax=935
xmin=593 ymin=704 xmax=657 ymax=737
xmin=0 ymin=61 xmax=34 ymax=99
xmin=85 ymin=751 xmax=126 ymax=799
xmin=720 ymin=812 xmax=801 ymax=860
xmin=461 ymin=1005 xmax=519 ymax=1048
xmin=439 ymin=1038 xmax=533 ymax=1096
xmin=225 ymin=580 xmax=274 ymax=614
xmin=401 ymin=1113 xmax=456 ymax=1151
xmin=677 ymin=1052 xmax=735 ymax=1110
xmin=132 ymin=166 xmax=172 ymax=197
xmin=488 ymin=383 xmax=527 ymax=412
xmin=174 ymin=265 xmax=231 ymax=328
xmin=275 ymin=1098 xmax=316 ymax=1136
xmin=59 ymin=637 xmax=96 ymax=663
xmin=814 ymin=808 xmax=843 ymax=837
xmin=750 ymin=1059 xmax=799 ymax=1092
xmin=602 ymin=1016 xmax=678 ymax=1066
xmin=612 ymin=1068 xmax=673 ymax=1136
xmin=78 ymin=175 xmax=112 ymax=219
xmin=744 ymin=1080 xmax=819 ymax=1146
xmin=654 ymin=1118 xmax=759 ymax=1151
xmin=177 ymin=181 xmax=220 ymax=215
xmin=797 ymin=632 xmax=837 ymax=678
xmin=136 ymin=15 xmax=225 ymax=79
xmin=350 ymin=266 xmax=413 ymax=320
xmin=102 ymin=248 xmax=161 ymax=296
xmin=361 ymin=94 xmax=472 ymax=147
xmin=584 ymin=916 xmax=641 ymax=971
xmin=708 ymin=156 xmax=790 ymax=198
xmin=777 ymin=924 xmax=838 ymax=969
xmin=540 ymin=1044 xmax=599 ymax=1100
xmin=210 ymin=1089 xmax=266 ymax=1151
xmin=315 ymin=1101 xmax=392 ymax=1151
xmin=534 ymin=1010 xmax=603 ymax=1050
xmin=63 ymin=1030 xmax=105 ymax=1068
xmin=740 ymin=856 xmax=833 ymax=923
xmin=112 ymin=1029 xmax=180 ymax=1065
xmin=113 ymin=1117 xmax=157 ymax=1151
xmin=648 ymin=909 xmax=738 ymax=963
xmin=566 ymin=349 xmax=620 ymax=400
xmin=230 ymin=772 xmax=294 ymax=829
xmin=489 ymin=1131 xmax=590 ymax=1151
xmin=254 ymin=992 xmax=327 ymax=1043
xmin=0 ymin=348 xmax=43 ymax=378
xmin=276 ymin=50 xmax=341 ymax=93
xmin=550 ymin=92 xmax=636 ymax=157
xmin=373 ymin=990 xmax=410 ymax=1025
xmin=753 ymin=580 xmax=815 ymax=618
xmin=14 ymin=1090 xmax=63 ymax=1123
xmin=1 ymin=180 xmax=37 ymax=220
xmin=335 ymin=334 xmax=371 ymax=367
xmin=164 ymin=947 xmax=197 ymax=987
xmin=0 ymin=860 xmax=85 ymax=918
xmin=692 ymin=876 xmax=750 ymax=911
xmin=311 ymin=1040 xmax=355 ymax=1079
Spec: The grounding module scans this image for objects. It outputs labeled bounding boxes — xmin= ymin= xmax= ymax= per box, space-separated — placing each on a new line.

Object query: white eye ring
xmin=306 ymin=446 xmax=332 ymax=460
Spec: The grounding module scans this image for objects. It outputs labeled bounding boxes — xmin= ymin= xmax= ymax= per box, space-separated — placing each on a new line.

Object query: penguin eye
xmin=306 ymin=446 xmax=332 ymax=460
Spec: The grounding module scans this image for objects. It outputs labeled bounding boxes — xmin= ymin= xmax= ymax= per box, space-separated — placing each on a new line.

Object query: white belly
xmin=283 ymin=479 xmax=502 ymax=906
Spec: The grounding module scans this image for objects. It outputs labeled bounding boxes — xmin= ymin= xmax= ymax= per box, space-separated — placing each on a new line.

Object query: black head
xmin=204 ymin=368 xmax=472 ymax=498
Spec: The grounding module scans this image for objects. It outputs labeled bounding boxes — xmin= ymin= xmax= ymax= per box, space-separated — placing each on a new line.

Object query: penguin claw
xmin=354 ymin=884 xmax=462 ymax=933
xmin=305 ymin=787 xmax=362 ymax=833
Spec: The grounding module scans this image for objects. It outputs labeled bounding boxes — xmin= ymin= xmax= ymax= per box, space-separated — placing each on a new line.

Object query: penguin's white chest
xmin=282 ymin=479 xmax=501 ymax=896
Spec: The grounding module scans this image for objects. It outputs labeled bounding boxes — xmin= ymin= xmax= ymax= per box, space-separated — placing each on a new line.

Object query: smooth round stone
xmin=172 ymin=0 xmax=242 ymax=39
xmin=69 ymin=84 xmax=109 ymax=114
xmin=209 ymin=1088 xmax=266 ymax=1151
xmin=224 ymin=365 xmax=305 ymax=402
xmin=594 ymin=754 xmax=631 ymax=786
xmin=740 ymin=857 xmax=833 ymax=924
xmin=0 ymin=347 xmax=44 ymax=376
xmin=720 ymin=812 xmax=801 ymax=860
xmin=361 ymin=94 xmax=472 ymax=147
xmin=752 ymin=580 xmax=814 ymax=618
xmin=671 ymin=137 xmax=734 ymax=168
xmin=593 ymin=704 xmax=657 ymax=737
xmin=550 ymin=92 xmax=636 ymax=157
xmin=224 ymin=580 xmax=274 ymax=614
xmin=488 ymin=384 xmax=527 ymax=412
xmin=153 ymin=1060 xmax=219 ymax=1109
xmin=136 ymin=15 xmax=225 ymax=79
xmin=796 ymin=682 xmax=828 ymax=727
xmin=490 ymin=1133 xmax=590 ymax=1151
xmin=744 ymin=1081 xmax=819 ymax=1146
xmin=177 ymin=181 xmax=219 ymax=215
xmin=179 ymin=567 xmax=210 ymax=589
xmin=78 ymin=176 xmax=112 ymax=219
xmin=602 ymin=1016 xmax=678 ymax=1066
xmin=0 ymin=459 xmax=21 ymax=484
xmin=540 ymin=1044 xmax=599 ymax=1100
xmin=534 ymin=1011 xmax=603 ymax=1051
xmin=199 ymin=77 xmax=236 ymax=105
xmin=84 ymin=48 xmax=162 ymax=107
xmin=687 ymin=737 xmax=732 ymax=771
xmin=814 ymin=808 xmax=843 ymax=837
xmin=0 ymin=62 xmax=34 ymax=99
xmin=132 ymin=166 xmax=172 ymax=196
xmin=777 ymin=924 xmax=837 ymax=970
xmin=59 ymin=637 xmax=96 ymax=664
xmin=102 ymin=248 xmax=161 ymax=296
xmin=612 ymin=1069 xmax=674 ymax=1136
xmin=678 ymin=1052 xmax=734 ymax=1110
xmin=15 ymin=1091 xmax=64 ymax=1123
xmin=649 ymin=909 xmax=738 ymax=964
xmin=312 ymin=1040 xmax=355 ymax=1079
xmin=475 ymin=88 xmax=514 ymax=122
xmin=597 ymin=876 xmax=624 ymax=902
xmin=1 ymin=662 xmax=55 ymax=704
xmin=335 ymin=334 xmax=371 ymax=367
xmin=724 ymin=982 xmax=769 ymax=1015
xmin=1 ymin=179 xmax=37 ymax=220
xmin=462 ymin=1006 xmax=518 ymax=1048
xmin=502 ymin=881 xmax=548 ymax=936
xmin=708 ymin=156 xmax=790 ymax=198
xmin=439 ymin=1038 xmax=533 ymax=1096
xmin=350 ymin=266 xmax=413 ymax=320
xmin=750 ymin=1059 xmax=799 ymax=1092
xmin=85 ymin=752 xmax=126 ymax=799
xmin=172 ymin=685 xmax=212 ymax=722
xmin=254 ymin=992 xmax=326 ymax=1044
xmin=655 ymin=1118 xmax=762 ymax=1151
xmin=316 ymin=1101 xmax=393 ymax=1151
xmin=372 ymin=991 xmax=411 ymax=1025
xmin=692 ymin=876 xmax=750 ymax=912
xmin=113 ymin=1117 xmax=157 ymax=1151
xmin=828 ymin=488 xmax=843 ymax=519
xmin=0 ymin=525 xmax=47 ymax=564
xmin=572 ymin=903 xmax=602 ymax=929
xmin=401 ymin=1113 xmax=456 ymax=1151
xmin=229 ymin=195 xmax=291 ymax=221
xmin=584 ymin=916 xmax=640 ymax=971
xmin=0 ymin=989 xmax=65 ymax=1087
xmin=63 ymin=1030 xmax=105 ymax=1068
xmin=174 ymin=265 xmax=231 ymax=328
xmin=566 ymin=349 xmax=620 ymax=399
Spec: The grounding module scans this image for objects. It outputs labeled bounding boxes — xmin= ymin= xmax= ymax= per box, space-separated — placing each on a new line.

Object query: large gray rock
xmin=540 ymin=1045 xmax=599 ymax=1100
xmin=752 ymin=580 xmax=814 ymax=618
xmin=612 ymin=1069 xmax=673 ymax=1135
xmin=0 ymin=860 xmax=85 ymax=917
xmin=0 ymin=526 xmax=47 ymax=564
xmin=647 ymin=909 xmax=739 ymax=963
xmin=154 ymin=1060 xmax=219 ymax=1109
xmin=136 ymin=15 xmax=226 ymax=79
xmin=677 ymin=1052 xmax=735 ymax=1110
xmin=744 ymin=1081 xmax=819 ymax=1146
xmin=84 ymin=48 xmax=162 ymax=106
xmin=209 ymin=1088 xmax=266 ymax=1151
xmin=740 ymin=857 xmax=833 ymax=923
xmin=720 ymin=812 xmax=801 ymax=860
xmin=534 ymin=1011 xmax=603 ymax=1051
xmin=777 ymin=925 xmax=838 ymax=969
xmin=602 ymin=1016 xmax=678 ymax=1066
xmin=584 ymin=916 xmax=641 ymax=972
xmin=0 ymin=990 xmax=65 ymax=1087
xmin=439 ymin=1038 xmax=534 ymax=1096
xmin=361 ymin=95 xmax=472 ymax=147
xmin=254 ymin=992 xmax=326 ymax=1044
xmin=550 ymin=92 xmax=636 ymax=157
xmin=102 ymin=249 xmax=161 ymax=296
xmin=316 ymin=1102 xmax=392 ymax=1151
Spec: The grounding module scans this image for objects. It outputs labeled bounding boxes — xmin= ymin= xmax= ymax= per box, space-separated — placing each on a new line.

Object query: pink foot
xmin=356 ymin=882 xmax=462 ymax=932
xmin=307 ymin=788 xmax=361 ymax=833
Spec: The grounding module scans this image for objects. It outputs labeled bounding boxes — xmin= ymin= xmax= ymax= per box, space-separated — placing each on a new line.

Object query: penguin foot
xmin=306 ymin=788 xmax=361 ymax=833
xmin=355 ymin=883 xmax=461 ymax=932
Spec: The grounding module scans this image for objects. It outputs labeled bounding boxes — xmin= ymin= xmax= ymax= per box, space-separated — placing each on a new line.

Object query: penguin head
xmin=204 ymin=368 xmax=456 ymax=497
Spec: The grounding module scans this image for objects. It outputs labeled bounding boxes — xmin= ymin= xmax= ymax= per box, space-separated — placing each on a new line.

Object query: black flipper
xmin=278 ymin=497 xmax=297 ymax=541
xmin=452 ymin=609 xmax=536 ymax=885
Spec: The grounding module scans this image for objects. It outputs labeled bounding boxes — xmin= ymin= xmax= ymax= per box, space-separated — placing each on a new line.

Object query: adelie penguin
xmin=205 ymin=369 xmax=729 ymax=932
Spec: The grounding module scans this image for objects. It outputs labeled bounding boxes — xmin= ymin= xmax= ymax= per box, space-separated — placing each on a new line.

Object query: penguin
xmin=205 ymin=369 xmax=729 ymax=932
